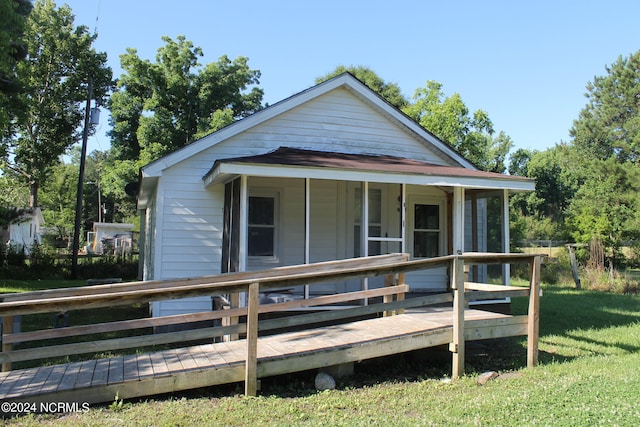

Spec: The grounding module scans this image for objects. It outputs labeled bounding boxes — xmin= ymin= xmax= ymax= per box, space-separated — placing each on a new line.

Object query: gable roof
xmin=141 ymin=73 xmax=476 ymax=179
xmin=203 ymin=147 xmax=535 ymax=192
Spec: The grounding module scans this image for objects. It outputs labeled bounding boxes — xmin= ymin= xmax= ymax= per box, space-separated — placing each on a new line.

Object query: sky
xmin=61 ymin=0 xmax=640 ymax=156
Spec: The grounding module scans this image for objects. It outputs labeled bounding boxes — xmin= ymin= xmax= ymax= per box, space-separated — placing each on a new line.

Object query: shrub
xmin=29 ymin=242 xmax=62 ymax=279
xmin=6 ymin=243 xmax=26 ymax=266
xmin=71 ymin=255 xmax=139 ymax=280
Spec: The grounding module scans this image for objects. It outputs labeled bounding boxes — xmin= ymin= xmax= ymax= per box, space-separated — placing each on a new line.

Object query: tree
xmin=570 ymin=51 xmax=640 ymax=164
xmin=109 ymin=35 xmax=263 ymax=163
xmin=566 ymin=157 xmax=640 ymax=261
xmin=316 ymin=65 xmax=408 ymax=109
xmin=105 ymin=36 xmax=263 ymax=219
xmin=508 ymin=146 xmax=577 ymax=241
xmin=564 ymin=51 xmax=640 ymax=260
xmin=38 ymin=160 xmax=78 ymax=241
xmin=403 ymin=81 xmax=512 ymax=172
xmin=0 ymin=168 xmax=28 ymax=207
xmin=0 ymin=0 xmax=32 ymax=134
xmin=0 ymin=0 xmax=113 ymax=208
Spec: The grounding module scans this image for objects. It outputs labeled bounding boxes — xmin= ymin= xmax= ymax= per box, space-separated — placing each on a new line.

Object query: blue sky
xmin=62 ymin=0 xmax=640 ymax=156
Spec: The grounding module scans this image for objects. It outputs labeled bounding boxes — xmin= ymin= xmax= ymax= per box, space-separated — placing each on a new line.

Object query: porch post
xmin=527 ymin=255 xmax=541 ymax=367
xmin=452 ymin=187 xmax=465 ymax=254
xmin=304 ymin=178 xmax=310 ymax=299
xmin=451 ymin=186 xmax=465 ymax=379
xmin=239 ymin=175 xmax=249 ymax=273
xmin=245 ymin=281 xmax=259 ymax=396
xmin=401 ymin=183 xmax=406 ymax=253
xmin=238 ymin=175 xmax=249 ymax=309
xmin=502 ymin=189 xmax=511 ymax=286
xmin=361 ymin=181 xmax=369 ymax=305
xmin=471 ymin=191 xmax=478 ymax=282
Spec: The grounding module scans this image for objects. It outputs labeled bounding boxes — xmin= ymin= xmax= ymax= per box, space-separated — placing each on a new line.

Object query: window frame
xmin=247 ymin=190 xmax=281 ymax=265
xmin=408 ymin=197 xmax=445 ymax=259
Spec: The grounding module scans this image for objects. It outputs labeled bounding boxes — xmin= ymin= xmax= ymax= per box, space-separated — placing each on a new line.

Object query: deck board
xmin=90 ymin=359 xmax=110 ymax=387
xmin=123 ymin=354 xmax=140 ymax=382
xmin=57 ymin=361 xmax=83 ymax=391
xmin=0 ymin=308 xmax=526 ymax=405
xmin=135 ymin=353 xmax=154 ymax=378
xmin=75 ymin=360 xmax=97 ymax=389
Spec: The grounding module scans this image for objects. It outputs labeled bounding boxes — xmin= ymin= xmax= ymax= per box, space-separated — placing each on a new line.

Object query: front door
xmin=407 ymin=196 xmax=447 ymax=290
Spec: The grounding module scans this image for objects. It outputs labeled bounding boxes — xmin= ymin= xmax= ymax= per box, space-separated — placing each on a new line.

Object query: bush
xmin=6 ymin=243 xmax=26 ymax=266
xmin=70 ymin=255 xmax=139 ymax=280
xmin=29 ymin=242 xmax=62 ymax=279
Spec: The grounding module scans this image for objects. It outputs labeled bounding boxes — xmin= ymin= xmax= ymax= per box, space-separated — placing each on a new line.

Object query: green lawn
xmin=0 ymin=279 xmax=87 ymax=294
xmin=4 ymin=283 xmax=640 ymax=426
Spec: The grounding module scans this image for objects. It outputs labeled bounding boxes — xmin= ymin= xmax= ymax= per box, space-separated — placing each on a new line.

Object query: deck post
xmin=224 ymin=292 xmax=240 ymax=342
xmin=396 ymin=273 xmax=406 ymax=315
xmin=527 ymin=256 xmax=542 ymax=367
xmin=383 ymin=274 xmax=394 ymax=316
xmin=451 ymin=256 xmax=465 ymax=379
xmin=1 ymin=315 xmax=12 ymax=372
xmin=245 ymin=282 xmax=260 ymax=396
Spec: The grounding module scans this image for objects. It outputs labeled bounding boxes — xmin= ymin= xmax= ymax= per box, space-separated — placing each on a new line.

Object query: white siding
xmin=176 ymin=88 xmax=459 ymax=172
xmin=150 ymin=87 xmax=469 ymax=316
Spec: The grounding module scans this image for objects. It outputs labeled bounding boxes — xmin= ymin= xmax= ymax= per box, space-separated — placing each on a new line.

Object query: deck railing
xmin=0 ymin=252 xmax=543 ymax=396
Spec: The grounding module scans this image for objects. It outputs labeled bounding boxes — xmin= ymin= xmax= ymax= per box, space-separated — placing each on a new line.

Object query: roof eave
xmin=203 ymin=162 xmax=535 ymax=192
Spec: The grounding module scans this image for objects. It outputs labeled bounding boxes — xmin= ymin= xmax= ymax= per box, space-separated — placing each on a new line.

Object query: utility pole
xmin=71 ymin=78 xmax=93 ymax=279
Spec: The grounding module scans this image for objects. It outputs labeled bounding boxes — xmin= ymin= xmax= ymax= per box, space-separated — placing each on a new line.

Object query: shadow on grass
xmin=514 ymin=285 xmax=640 ymax=336
xmin=511 ymin=285 xmax=640 ymax=364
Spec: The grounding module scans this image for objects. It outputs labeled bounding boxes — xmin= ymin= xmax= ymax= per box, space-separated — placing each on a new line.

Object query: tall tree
xmin=564 ymin=51 xmax=640 ymax=255
xmin=566 ymin=157 xmax=640 ymax=256
xmin=316 ymin=65 xmax=408 ymax=109
xmin=403 ymin=80 xmax=512 ymax=172
xmin=105 ymin=36 xmax=263 ymax=220
xmin=39 ymin=160 xmax=78 ymax=241
xmin=0 ymin=0 xmax=32 ymax=135
xmin=570 ymin=51 xmax=640 ymax=164
xmin=508 ymin=146 xmax=577 ymax=241
xmin=109 ymin=35 xmax=263 ymax=163
xmin=0 ymin=0 xmax=113 ymax=208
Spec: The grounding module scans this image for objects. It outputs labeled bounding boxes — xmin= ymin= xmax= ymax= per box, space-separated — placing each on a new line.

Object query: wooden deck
xmin=0 ymin=307 xmax=526 ymax=405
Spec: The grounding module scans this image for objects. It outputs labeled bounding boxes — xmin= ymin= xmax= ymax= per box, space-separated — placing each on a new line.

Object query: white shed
xmin=87 ymin=222 xmax=134 ymax=255
xmin=136 ymin=73 xmax=535 ymax=318
xmin=1 ymin=208 xmax=44 ymax=255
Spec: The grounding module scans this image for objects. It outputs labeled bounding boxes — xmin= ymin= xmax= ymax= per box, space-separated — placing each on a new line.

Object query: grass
xmin=0 ymin=279 xmax=86 ymax=294
xmin=0 ymin=279 xmax=150 ymax=370
xmin=3 ymin=282 xmax=640 ymax=426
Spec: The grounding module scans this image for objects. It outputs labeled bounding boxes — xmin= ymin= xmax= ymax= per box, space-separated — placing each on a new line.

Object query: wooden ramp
xmin=0 ymin=253 xmax=543 ymax=406
xmin=0 ymin=308 xmax=525 ymax=405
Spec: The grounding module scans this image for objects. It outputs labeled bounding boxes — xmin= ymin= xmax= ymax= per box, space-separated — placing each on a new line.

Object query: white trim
xmin=401 ymin=184 xmax=406 ymax=253
xmin=453 ymin=187 xmax=465 ymax=254
xmin=153 ymin=178 xmax=166 ymax=279
xmin=407 ymin=196 xmax=446 ymax=259
xmin=205 ymin=162 xmax=534 ymax=192
xmin=502 ymin=189 xmax=511 ymax=286
xmin=361 ymin=181 xmax=369 ymax=305
xmin=304 ymin=178 xmax=310 ymax=299
xmin=247 ymin=191 xmax=281 ymax=265
xmin=239 ymin=176 xmax=248 ymax=272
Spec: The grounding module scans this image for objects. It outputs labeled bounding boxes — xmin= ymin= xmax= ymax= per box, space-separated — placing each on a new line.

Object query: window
xmin=413 ymin=204 xmax=440 ymax=258
xmin=248 ymin=196 xmax=276 ymax=257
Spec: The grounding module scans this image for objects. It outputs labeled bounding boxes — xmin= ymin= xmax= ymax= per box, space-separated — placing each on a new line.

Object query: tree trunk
xmin=29 ymin=181 xmax=38 ymax=208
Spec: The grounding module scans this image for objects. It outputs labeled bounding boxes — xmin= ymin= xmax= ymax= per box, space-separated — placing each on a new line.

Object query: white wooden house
xmin=137 ymin=73 xmax=535 ymax=318
xmin=1 ymin=208 xmax=44 ymax=255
